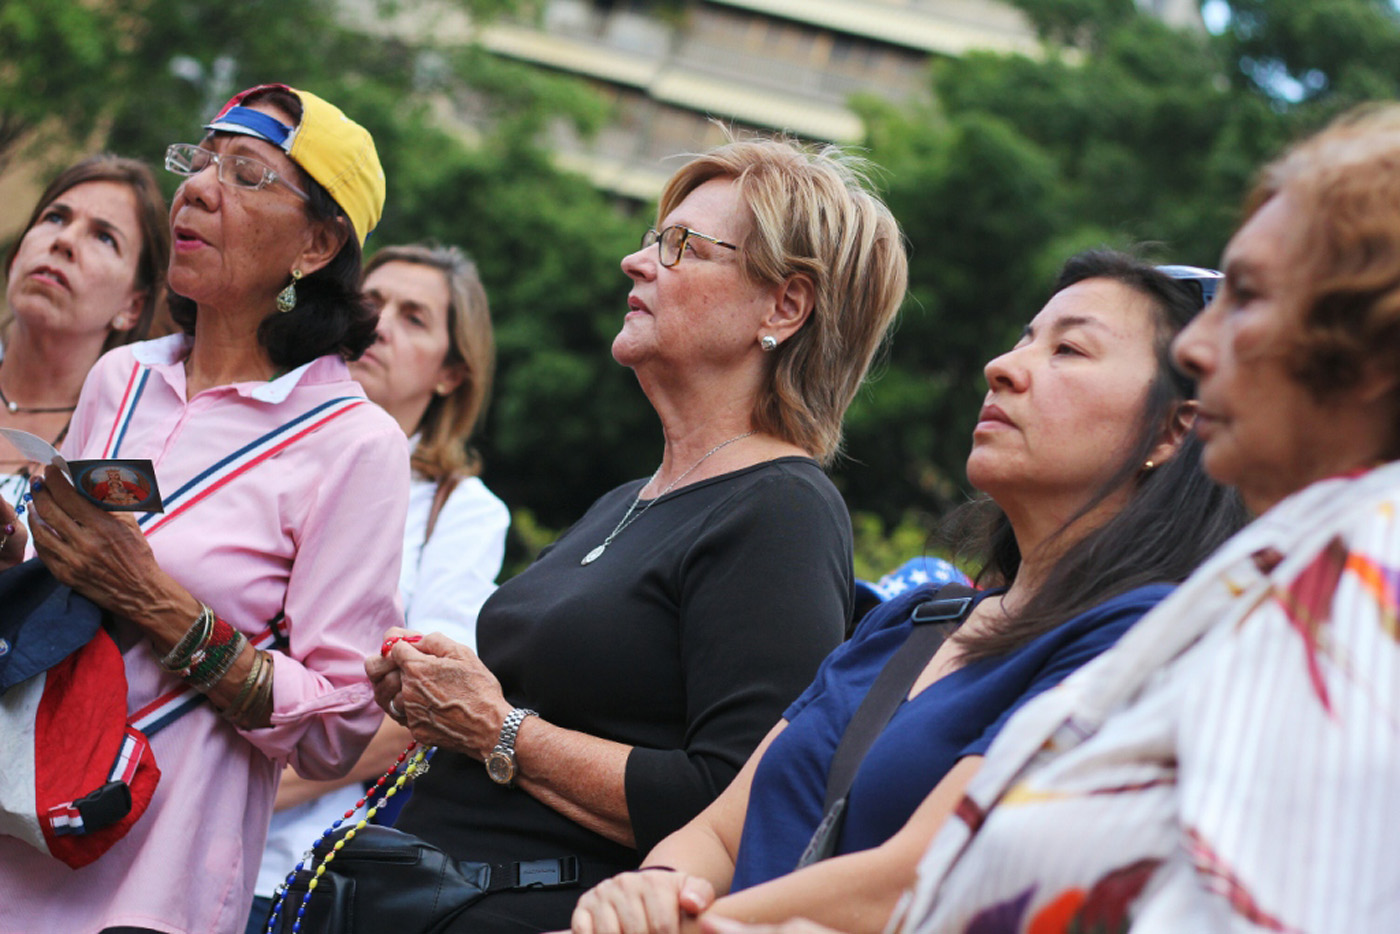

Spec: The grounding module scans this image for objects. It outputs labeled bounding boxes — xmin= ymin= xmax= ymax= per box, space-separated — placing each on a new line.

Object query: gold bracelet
xmin=222 ymin=648 xmax=264 ymax=722
xmin=234 ymin=650 xmax=276 ymax=730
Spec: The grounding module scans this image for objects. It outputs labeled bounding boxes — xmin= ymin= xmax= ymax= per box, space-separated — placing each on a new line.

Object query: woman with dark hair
xmin=891 ymin=102 xmax=1400 ymax=934
xmin=568 ymin=250 xmax=1246 ymax=934
xmin=0 ymin=154 xmax=171 ymax=511
xmin=0 ymin=84 xmax=407 ymax=933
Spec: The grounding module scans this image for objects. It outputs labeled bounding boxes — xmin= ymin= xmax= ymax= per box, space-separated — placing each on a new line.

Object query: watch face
xmin=485 ymin=750 xmax=515 ymax=784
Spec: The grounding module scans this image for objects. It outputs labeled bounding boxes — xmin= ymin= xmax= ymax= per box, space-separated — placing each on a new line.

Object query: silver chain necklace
xmin=580 ymin=430 xmax=756 ymax=566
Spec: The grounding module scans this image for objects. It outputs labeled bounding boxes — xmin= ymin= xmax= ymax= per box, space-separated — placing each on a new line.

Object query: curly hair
xmin=1245 ymin=103 xmax=1400 ymax=406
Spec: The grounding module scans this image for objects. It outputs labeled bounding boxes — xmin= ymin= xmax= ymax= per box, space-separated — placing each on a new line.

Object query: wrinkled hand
xmin=27 ymin=465 xmax=165 ymax=620
xmin=0 ymin=496 xmax=26 ymax=569
xmin=699 ymin=918 xmax=841 ymax=934
xmin=572 ymin=869 xmax=716 ymax=934
xmin=366 ymin=630 xmax=511 ymax=758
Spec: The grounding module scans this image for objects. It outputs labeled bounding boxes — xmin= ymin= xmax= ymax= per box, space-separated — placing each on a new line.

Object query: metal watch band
xmin=497 ymin=707 xmax=538 ymax=752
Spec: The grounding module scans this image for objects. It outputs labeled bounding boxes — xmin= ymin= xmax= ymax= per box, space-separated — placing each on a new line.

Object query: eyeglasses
xmin=165 ymin=143 xmax=309 ymax=201
xmin=1157 ymin=264 xmax=1224 ymax=307
xmin=642 ymin=225 xmax=739 ymax=267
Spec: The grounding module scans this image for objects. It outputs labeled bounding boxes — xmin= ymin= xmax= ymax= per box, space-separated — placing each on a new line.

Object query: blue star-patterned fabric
xmin=852 ymin=556 xmax=971 ymax=626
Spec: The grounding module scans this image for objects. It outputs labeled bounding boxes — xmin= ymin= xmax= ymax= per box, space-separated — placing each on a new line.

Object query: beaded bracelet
xmin=185 ymin=621 xmax=246 ymax=692
xmin=265 ymin=743 xmax=434 ymax=934
xmin=158 ymin=603 xmax=215 ymax=673
xmin=223 ymin=648 xmax=266 ymax=724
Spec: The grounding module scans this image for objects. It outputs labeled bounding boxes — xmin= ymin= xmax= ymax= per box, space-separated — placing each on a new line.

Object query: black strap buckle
xmin=911 ymin=596 xmax=973 ymax=623
xmin=512 ymin=855 xmax=580 ymax=889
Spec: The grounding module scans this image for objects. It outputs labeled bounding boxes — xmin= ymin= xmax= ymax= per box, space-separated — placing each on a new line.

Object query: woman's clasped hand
xmin=369 ymin=629 xmax=514 ymax=754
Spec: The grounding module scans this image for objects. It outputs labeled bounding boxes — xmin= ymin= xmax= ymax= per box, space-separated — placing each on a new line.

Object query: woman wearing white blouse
xmin=248 ymin=243 xmax=508 ymax=933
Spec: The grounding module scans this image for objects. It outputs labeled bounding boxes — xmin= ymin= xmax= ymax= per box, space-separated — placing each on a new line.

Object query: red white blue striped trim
xmin=128 ymin=613 xmax=288 ymax=735
xmin=136 ymin=394 xmax=366 ymax=534
xmin=46 ymin=726 xmax=150 ymax=836
xmin=102 ymin=363 xmax=152 ymax=459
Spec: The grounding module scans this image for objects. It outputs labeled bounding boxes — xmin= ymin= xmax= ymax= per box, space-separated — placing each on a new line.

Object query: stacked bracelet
xmin=183 ymin=618 xmax=247 ymax=692
xmin=223 ymin=649 xmax=275 ymax=730
xmin=158 ymin=604 xmax=215 ymax=673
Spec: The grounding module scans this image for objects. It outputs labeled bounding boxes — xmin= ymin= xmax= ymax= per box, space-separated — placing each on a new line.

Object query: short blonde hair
xmin=1246 ymin=103 xmax=1400 ymax=405
xmin=657 ymin=137 xmax=908 ymax=466
xmin=363 ymin=244 xmax=495 ymax=482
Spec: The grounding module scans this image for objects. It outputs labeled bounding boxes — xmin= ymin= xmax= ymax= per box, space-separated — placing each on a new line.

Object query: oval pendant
xmin=581 ymin=545 xmax=606 ymax=566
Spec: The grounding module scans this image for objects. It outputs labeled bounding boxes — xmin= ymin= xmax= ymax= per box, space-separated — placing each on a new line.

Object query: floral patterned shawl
xmin=896 ymin=461 xmax=1400 ymax=933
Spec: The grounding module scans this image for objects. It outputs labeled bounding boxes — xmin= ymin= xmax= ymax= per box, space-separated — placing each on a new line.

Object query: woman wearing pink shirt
xmin=0 ymin=84 xmax=407 ymax=933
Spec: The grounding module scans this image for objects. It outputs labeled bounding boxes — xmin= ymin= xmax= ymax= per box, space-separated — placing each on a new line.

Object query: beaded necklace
xmin=265 ymin=742 xmax=435 ymax=934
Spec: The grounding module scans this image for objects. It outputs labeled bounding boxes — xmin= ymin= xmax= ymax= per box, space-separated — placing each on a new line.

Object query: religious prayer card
xmin=0 ymin=428 xmax=164 ymax=513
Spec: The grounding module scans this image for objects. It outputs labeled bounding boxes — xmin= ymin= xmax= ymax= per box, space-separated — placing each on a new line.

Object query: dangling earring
xmin=760 ymin=335 xmax=778 ymax=352
xmin=276 ymin=269 xmax=303 ymax=314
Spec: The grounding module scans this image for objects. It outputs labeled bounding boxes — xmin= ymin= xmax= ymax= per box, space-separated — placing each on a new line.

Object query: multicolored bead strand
xmin=264 ymin=742 xmax=434 ymax=934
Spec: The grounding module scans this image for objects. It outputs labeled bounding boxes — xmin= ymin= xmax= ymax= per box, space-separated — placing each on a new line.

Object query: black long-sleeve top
xmin=397 ymin=457 xmax=851 ymax=931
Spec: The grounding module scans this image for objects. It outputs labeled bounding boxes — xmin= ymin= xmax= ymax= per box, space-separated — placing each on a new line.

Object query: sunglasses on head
xmin=1156 ymin=264 xmax=1223 ymax=308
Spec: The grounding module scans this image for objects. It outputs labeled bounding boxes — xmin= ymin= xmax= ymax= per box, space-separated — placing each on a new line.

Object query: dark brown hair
xmin=4 ymin=154 xmax=171 ymax=349
xmin=949 ymin=250 xmax=1248 ymax=662
xmin=166 ymin=86 xmax=376 ymax=368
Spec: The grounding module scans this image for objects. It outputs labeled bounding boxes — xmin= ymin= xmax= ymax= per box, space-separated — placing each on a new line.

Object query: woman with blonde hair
xmin=249 ymin=242 xmax=508 ymax=932
xmin=364 ymin=135 xmax=906 ymax=933
xmin=568 ymin=251 xmax=1244 ymax=934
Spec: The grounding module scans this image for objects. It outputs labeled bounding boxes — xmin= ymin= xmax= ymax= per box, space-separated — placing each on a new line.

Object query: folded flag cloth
xmin=0 ymin=559 xmax=161 ymax=869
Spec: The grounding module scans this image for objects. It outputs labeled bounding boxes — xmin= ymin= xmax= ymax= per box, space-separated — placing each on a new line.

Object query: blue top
xmin=729 ymin=582 xmax=1173 ymax=889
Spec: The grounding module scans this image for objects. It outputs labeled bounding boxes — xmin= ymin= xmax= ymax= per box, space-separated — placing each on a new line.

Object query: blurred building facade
xmin=472 ymin=0 xmax=1048 ymax=200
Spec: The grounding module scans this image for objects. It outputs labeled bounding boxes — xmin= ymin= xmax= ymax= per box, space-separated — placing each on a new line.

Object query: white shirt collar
xmin=130 ymin=334 xmax=332 ymax=403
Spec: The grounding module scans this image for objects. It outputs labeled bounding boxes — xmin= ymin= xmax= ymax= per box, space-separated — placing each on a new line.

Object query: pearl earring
xmin=760 ymin=335 xmax=778 ymax=352
xmin=1144 ymin=459 xmax=1156 ymax=470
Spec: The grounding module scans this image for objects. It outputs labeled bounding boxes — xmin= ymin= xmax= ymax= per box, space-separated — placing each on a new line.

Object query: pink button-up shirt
xmin=0 ymin=335 xmax=408 ymax=933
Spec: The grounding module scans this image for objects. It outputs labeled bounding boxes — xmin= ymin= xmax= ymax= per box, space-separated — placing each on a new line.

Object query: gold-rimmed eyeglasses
xmin=164 ymin=143 xmax=310 ymax=201
xmin=642 ymin=225 xmax=739 ymax=267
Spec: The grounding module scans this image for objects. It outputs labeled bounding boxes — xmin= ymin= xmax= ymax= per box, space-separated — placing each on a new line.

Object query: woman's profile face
xmin=350 ymin=260 xmax=460 ymax=434
xmin=166 ymin=100 xmax=319 ymax=314
xmin=967 ymin=278 xmax=1162 ymax=511
xmin=6 ymin=180 xmax=146 ymax=338
xmin=615 ymin=177 xmax=771 ymax=373
xmin=1172 ymin=191 xmax=1374 ymax=513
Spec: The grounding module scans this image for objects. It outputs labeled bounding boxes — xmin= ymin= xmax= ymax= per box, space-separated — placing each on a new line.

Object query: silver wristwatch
xmin=484 ymin=707 xmax=538 ymax=785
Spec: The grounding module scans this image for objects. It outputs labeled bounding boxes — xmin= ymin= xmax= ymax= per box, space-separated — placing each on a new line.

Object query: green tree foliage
xmin=0 ymin=0 xmax=646 ymax=533
xmin=841 ymin=0 xmax=1400 ymax=527
xmin=8 ymin=0 xmax=1400 ymax=566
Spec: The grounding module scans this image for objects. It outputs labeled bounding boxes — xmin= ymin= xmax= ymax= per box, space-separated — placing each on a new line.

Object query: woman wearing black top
xmin=365 ymin=136 xmax=909 ymax=932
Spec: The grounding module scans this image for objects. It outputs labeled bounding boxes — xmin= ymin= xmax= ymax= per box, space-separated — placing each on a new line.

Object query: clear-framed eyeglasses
xmin=1157 ymin=264 xmax=1224 ymax=307
xmin=164 ymin=143 xmax=309 ymax=201
xmin=642 ymin=225 xmax=739 ymax=267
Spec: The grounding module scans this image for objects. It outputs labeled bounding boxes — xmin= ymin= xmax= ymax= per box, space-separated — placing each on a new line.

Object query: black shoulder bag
xmin=794 ymin=583 xmax=977 ymax=869
xmin=271 ymin=825 xmax=580 ymax=934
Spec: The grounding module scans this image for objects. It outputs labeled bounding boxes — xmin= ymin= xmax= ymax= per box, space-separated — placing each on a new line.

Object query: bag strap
xmin=423 ymin=473 xmax=461 ymax=546
xmin=484 ymin=855 xmax=581 ymax=892
xmin=822 ymin=583 xmax=978 ymax=813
